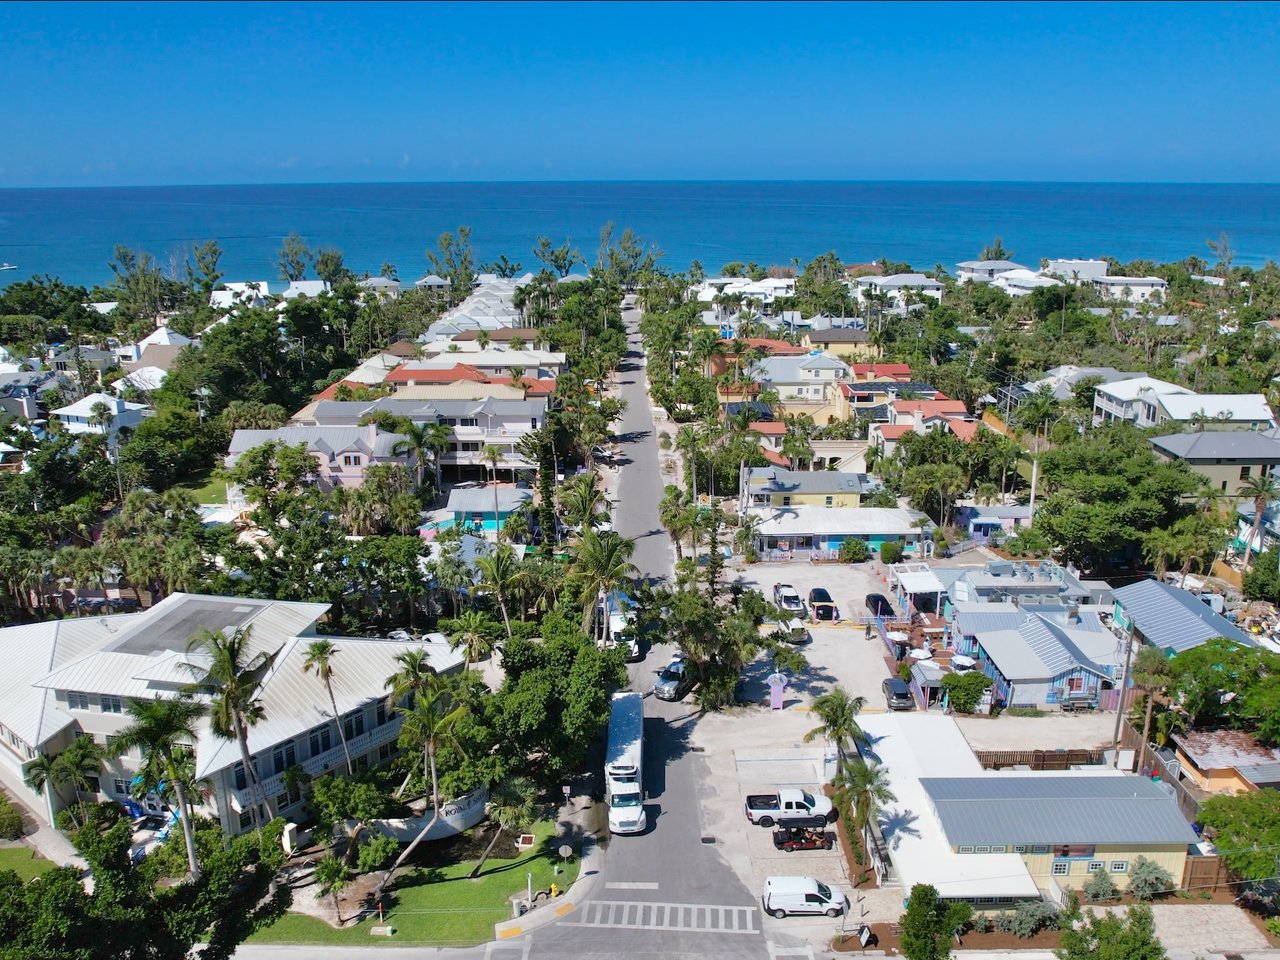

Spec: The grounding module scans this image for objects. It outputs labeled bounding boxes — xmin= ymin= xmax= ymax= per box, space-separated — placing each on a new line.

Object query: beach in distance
xmin=1 ymin=179 xmax=1278 ymax=286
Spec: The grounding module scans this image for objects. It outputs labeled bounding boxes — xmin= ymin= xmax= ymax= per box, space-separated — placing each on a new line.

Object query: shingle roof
xmin=921 ymin=775 xmax=1199 ymax=846
xmin=228 ymin=425 xmax=408 ymax=461
xmin=1113 ymin=579 xmax=1256 ymax=652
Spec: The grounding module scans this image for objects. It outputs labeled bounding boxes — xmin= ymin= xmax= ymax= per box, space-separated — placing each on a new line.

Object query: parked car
xmin=808 ymin=587 xmax=839 ymax=621
xmin=865 ymin=593 xmax=896 ymax=618
xmin=883 ymin=676 xmax=914 ymax=710
xmin=744 ymin=789 xmax=836 ymax=828
xmin=654 ymin=658 xmax=693 ymax=701
xmin=772 ymin=826 xmax=835 ymax=852
xmin=773 ymin=583 xmax=805 ymax=615
xmin=760 ymin=618 xmax=811 ymax=644
xmin=761 ymin=876 xmax=849 ymax=918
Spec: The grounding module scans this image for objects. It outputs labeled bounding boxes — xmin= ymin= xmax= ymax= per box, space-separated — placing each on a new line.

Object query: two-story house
xmin=0 ymin=593 xmax=463 ymax=833
xmin=854 ymin=273 xmax=945 ymax=305
xmin=225 ymin=423 xmax=410 ymax=503
xmin=1150 ymin=431 xmax=1280 ymax=493
xmin=739 ymin=466 xmax=868 ymax=512
xmin=1092 ymin=275 xmax=1168 ymax=303
xmin=51 ymin=392 xmax=149 ymax=444
xmin=1092 ymin=376 xmax=1192 ymax=425
xmin=755 ymin=353 xmax=850 ymax=423
xmin=1144 ymin=392 xmax=1275 ymax=432
xmin=955 ymin=260 xmax=1028 ymax=284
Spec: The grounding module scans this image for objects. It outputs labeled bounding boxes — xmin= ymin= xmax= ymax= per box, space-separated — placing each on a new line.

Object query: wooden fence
xmin=974 ymin=748 xmax=1106 ymax=770
xmin=1116 ymin=720 xmax=1207 ymax=822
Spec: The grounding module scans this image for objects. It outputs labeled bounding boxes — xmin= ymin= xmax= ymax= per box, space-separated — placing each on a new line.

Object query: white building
xmin=210 ymin=281 xmax=271 ymax=311
xmin=993 ymin=269 xmax=1063 ymax=297
xmin=51 ymin=392 xmax=148 ymax=442
xmin=955 ymin=260 xmax=1027 ymax=284
xmin=115 ymin=325 xmax=194 ymax=364
xmin=1043 ymin=259 xmax=1109 ymax=283
xmin=1145 ymin=392 xmax=1276 ymax=432
xmin=854 ymin=273 xmax=944 ymax=305
xmin=0 ymin=593 xmax=464 ymax=833
xmin=1092 ymin=377 xmax=1191 ymax=425
xmin=282 ymin=280 xmax=331 ymax=300
xmin=756 ymin=353 xmax=851 ymax=402
xmin=1092 ymin=276 xmax=1168 ymax=304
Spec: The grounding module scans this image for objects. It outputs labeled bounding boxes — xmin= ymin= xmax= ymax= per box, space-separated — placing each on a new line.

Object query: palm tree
xmin=475 ymin=543 xmax=519 ymax=640
xmin=803 ymin=686 xmax=868 ymax=763
xmin=391 ymin=421 xmax=436 ymax=492
xmin=113 ymin=696 xmax=207 ymax=879
xmin=1239 ymin=474 xmax=1280 ymax=568
xmin=314 ymin=854 xmax=351 ymax=924
xmin=303 ymin=640 xmax=353 ymax=775
xmin=975 ymin=481 xmax=999 ymax=506
xmin=1131 ymin=645 xmax=1173 ymax=772
xmin=1142 ymin=529 xmax=1175 ymax=580
xmin=450 ymin=609 xmax=494 ymax=665
xmin=25 ymin=737 xmax=106 ymax=829
xmin=574 ymin=529 xmax=638 ymax=642
xmin=675 ymin=424 xmax=702 ymax=500
xmin=658 ymin=486 xmax=691 ymax=561
xmin=833 ymin=756 xmax=895 ymax=866
xmin=780 ymin=432 xmax=813 ymax=471
xmin=374 ymin=673 xmax=468 ymax=900
xmin=185 ymin=626 xmax=280 ymax=834
xmin=482 ymin=443 xmax=504 ymax=537
xmin=468 ymin=776 xmax=538 ymax=878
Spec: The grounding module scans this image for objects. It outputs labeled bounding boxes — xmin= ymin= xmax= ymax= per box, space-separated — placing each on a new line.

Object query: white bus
xmin=605 ymin=691 xmax=646 ymax=834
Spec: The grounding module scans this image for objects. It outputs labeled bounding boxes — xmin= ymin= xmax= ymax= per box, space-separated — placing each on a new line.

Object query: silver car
xmin=654 ymin=659 xmax=692 ymax=701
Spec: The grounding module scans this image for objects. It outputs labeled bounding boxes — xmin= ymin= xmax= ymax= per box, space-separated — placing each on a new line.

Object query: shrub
xmin=839 ymin=539 xmax=870 ymax=563
xmin=941 ymin=671 xmax=993 ymax=714
xmin=969 ymin=913 xmax=993 ymax=933
xmin=994 ymin=911 xmax=1017 ymax=933
xmin=1059 ymin=889 xmax=1081 ymax=927
xmin=1083 ymin=868 xmax=1119 ymax=902
xmin=1010 ymin=900 xmax=1059 ymax=937
xmin=0 ymin=796 xmax=23 ymax=839
xmin=1127 ymin=856 xmax=1175 ymax=901
xmin=880 ymin=541 xmax=904 ymax=564
xmin=355 ymin=831 xmax=400 ymax=873
xmin=1006 ymin=706 xmax=1045 ymax=717
xmin=1266 ymin=916 xmax=1280 ymax=938
xmin=898 ymin=661 xmax=914 ymax=683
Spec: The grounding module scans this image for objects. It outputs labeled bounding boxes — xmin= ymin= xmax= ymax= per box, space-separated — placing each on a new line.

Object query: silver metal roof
xmin=921 ymin=775 xmax=1199 ymax=846
xmin=1113 ymin=579 xmax=1256 ymax=652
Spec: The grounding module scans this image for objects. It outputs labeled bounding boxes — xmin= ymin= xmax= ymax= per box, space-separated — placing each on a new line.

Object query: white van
xmin=761 ymin=876 xmax=849 ymax=919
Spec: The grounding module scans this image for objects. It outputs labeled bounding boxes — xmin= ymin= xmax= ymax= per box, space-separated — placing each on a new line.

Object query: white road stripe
xmin=605 ymin=881 xmax=661 ymax=890
xmin=561 ymin=900 xmax=760 ymax=934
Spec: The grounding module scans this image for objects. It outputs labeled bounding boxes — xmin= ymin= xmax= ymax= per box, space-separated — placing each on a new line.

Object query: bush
xmin=839 ymin=539 xmax=870 ymax=563
xmin=1127 ymin=856 xmax=1175 ymax=900
xmin=1083 ymin=868 xmax=1119 ymax=902
xmin=994 ymin=911 xmax=1017 ymax=933
xmin=969 ymin=913 xmax=993 ymax=933
xmin=1266 ymin=916 xmax=1280 ymax=938
xmin=1059 ymin=889 xmax=1081 ymax=927
xmin=355 ymin=831 xmax=400 ymax=873
xmin=880 ymin=541 xmax=904 ymax=564
xmin=898 ymin=661 xmax=914 ymax=683
xmin=0 ymin=796 xmax=23 ymax=839
xmin=1006 ymin=706 xmax=1046 ymax=717
xmin=1010 ymin=900 xmax=1059 ymax=937
xmin=941 ymin=671 xmax=993 ymax=714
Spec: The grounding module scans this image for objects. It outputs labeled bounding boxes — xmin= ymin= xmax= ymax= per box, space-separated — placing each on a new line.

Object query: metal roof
xmin=1151 ymin=431 xmax=1280 ymax=461
xmin=746 ymin=467 xmax=867 ymax=496
xmin=978 ymin=629 xmax=1054 ymax=679
xmin=446 ymin=486 xmax=532 ymax=515
xmin=751 ymin=506 xmax=924 ymax=537
xmin=1113 ymin=579 xmax=1256 ymax=652
xmin=921 ymin=776 xmax=1199 ymax=846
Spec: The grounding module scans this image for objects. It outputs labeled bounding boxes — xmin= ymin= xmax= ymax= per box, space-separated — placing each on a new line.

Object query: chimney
xmin=367 ymin=420 xmax=379 ymax=447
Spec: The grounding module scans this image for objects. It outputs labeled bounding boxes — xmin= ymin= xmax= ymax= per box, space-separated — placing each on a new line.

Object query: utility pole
xmin=1111 ymin=634 xmax=1135 ymax=768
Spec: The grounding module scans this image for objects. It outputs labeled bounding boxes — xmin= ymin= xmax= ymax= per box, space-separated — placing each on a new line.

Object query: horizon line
xmin=2 ymin=177 xmax=1279 ymax=191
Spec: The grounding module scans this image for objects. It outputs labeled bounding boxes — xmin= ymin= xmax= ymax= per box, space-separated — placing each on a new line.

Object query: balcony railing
xmin=230 ymin=717 xmax=404 ymax=811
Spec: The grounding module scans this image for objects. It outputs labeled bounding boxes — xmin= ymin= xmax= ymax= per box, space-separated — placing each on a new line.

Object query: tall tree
xmin=1239 ymin=473 xmax=1280 ymax=569
xmin=185 ymin=626 xmax=280 ymax=833
xmin=302 ymin=640 xmax=354 ymax=775
xmin=276 ymin=232 xmax=313 ymax=282
xmin=313 ymin=248 xmax=351 ymax=287
xmin=475 ymin=543 xmax=519 ymax=641
xmin=803 ymin=686 xmax=868 ymax=762
xmin=112 ymin=695 xmax=207 ymax=879
xmin=832 ymin=756 xmax=895 ymax=865
xmin=573 ymin=529 xmax=638 ymax=642
xmin=532 ymin=236 xmax=583 ymax=278
xmin=1130 ymin=645 xmax=1173 ymax=772
xmin=468 ymin=776 xmax=538 ymax=878
xmin=427 ymin=227 xmax=476 ymax=302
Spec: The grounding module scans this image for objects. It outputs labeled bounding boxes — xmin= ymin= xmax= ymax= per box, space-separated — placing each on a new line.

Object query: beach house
xmin=51 ymin=392 xmax=149 ymax=443
xmin=955 ymin=260 xmax=1028 ymax=283
xmin=1091 ymin=376 xmax=1192 ymax=425
xmin=739 ymin=466 xmax=868 ymax=512
xmin=1111 ymin=579 xmax=1257 ymax=655
xmin=225 ymin=423 xmax=410 ymax=504
xmin=854 ymin=273 xmax=945 ymax=306
xmin=1092 ymin=275 xmax=1169 ymax=303
xmin=1150 ymin=431 xmax=1280 ymax=493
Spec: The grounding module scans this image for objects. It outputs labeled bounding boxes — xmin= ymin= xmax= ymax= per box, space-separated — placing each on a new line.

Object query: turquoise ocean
xmin=0 ymin=181 xmax=1277 ymax=288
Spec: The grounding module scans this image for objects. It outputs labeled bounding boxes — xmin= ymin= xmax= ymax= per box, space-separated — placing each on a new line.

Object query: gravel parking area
xmin=1099 ymin=903 xmax=1270 ymax=954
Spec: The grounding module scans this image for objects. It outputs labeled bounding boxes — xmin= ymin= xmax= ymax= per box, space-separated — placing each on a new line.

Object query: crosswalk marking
xmin=561 ymin=900 xmax=760 ymax=934
xmin=485 ymin=936 xmax=531 ymax=960
xmin=767 ymin=943 xmax=815 ymax=960
xmin=605 ymin=880 xmax=660 ymax=890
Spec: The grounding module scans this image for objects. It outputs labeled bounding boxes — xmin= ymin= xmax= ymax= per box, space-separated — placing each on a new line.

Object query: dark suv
xmin=865 ymin=593 xmax=896 ymax=618
xmin=883 ymin=677 xmax=914 ymax=710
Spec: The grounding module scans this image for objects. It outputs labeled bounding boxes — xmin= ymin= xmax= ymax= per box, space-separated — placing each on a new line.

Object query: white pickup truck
xmin=744 ymin=789 xmax=836 ymax=828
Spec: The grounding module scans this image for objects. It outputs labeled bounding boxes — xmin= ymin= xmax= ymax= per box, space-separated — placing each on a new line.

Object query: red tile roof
xmin=749 ymin=420 xmax=787 ymax=436
xmin=851 ymin=363 xmax=913 ymax=379
xmin=876 ymin=424 xmax=914 ymax=439
xmin=312 ymin=379 xmax=367 ymax=401
xmin=892 ymin=399 xmax=970 ymax=419
xmin=383 ymin=363 xmax=556 ymax=394
xmin=947 ymin=419 xmax=981 ymax=441
xmin=759 ymin=445 xmax=790 ymax=467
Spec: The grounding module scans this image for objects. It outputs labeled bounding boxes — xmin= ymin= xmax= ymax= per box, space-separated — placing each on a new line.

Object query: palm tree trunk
xmin=1135 ymin=694 xmax=1156 ymax=774
xmin=496 ymin=590 xmax=513 ymax=640
xmin=469 ymin=824 xmax=505 ymax=879
xmin=375 ymin=739 xmax=441 ymax=901
xmin=172 ymin=778 xmax=202 ymax=880
xmin=236 ymin=720 xmax=275 ymax=831
xmin=328 ymin=684 xmax=354 ymax=775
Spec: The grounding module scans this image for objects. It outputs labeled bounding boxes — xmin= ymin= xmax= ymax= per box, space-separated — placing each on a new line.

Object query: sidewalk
xmin=492 ymin=791 xmax=607 ymax=940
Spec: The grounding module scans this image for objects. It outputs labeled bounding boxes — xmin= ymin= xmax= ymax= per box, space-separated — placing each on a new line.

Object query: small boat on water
xmin=0 ymin=263 xmax=17 ymax=272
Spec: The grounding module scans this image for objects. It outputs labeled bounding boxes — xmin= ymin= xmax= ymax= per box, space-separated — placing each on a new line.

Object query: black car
xmin=808 ymin=587 xmax=839 ymax=621
xmin=865 ymin=593 xmax=896 ymax=618
xmin=883 ymin=677 xmax=914 ymax=710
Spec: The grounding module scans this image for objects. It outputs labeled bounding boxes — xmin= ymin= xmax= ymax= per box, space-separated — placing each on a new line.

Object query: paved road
xmin=609 ymin=302 xmax=674 ymax=584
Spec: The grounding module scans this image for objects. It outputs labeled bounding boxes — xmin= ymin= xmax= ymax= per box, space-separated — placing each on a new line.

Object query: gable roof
xmin=1151 ymin=431 xmax=1280 ymax=461
xmin=811 ymin=328 xmax=870 ymax=343
xmin=746 ymin=467 xmax=867 ymax=496
xmin=1113 ymin=579 xmax=1256 ymax=652
xmin=1156 ymin=393 xmax=1274 ymax=423
xmin=1096 ymin=376 xmax=1190 ymax=402
xmin=227 ymin=425 xmax=407 ymax=461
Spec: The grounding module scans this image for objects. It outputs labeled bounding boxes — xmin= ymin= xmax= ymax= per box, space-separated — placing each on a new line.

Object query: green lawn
xmin=174 ymin=469 xmax=229 ymax=505
xmin=250 ymin=820 xmax=580 ymax=946
xmin=0 ymin=844 xmax=55 ymax=882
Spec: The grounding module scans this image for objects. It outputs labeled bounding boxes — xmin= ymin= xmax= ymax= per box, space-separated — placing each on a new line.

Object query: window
xmin=343 ymin=710 xmax=365 ymax=741
xmin=353 ymin=755 xmax=369 ymax=772
xmin=1110 ymin=861 xmax=1129 ymax=874
xmin=233 ymin=763 xmax=247 ymax=791
xmin=101 ymin=695 xmax=123 ymax=714
xmin=974 ymin=845 xmax=991 ymax=854
xmin=309 ymin=726 xmax=332 ymax=758
xmin=85 ymin=775 xmax=100 ymax=793
xmin=1031 ymin=845 xmax=1049 ymax=855
xmin=1013 ymin=845 xmax=1028 ymax=854
xmin=343 ymin=455 xmax=362 ymax=467
xmin=1088 ymin=861 xmax=1105 ymax=874
xmin=958 ymin=845 xmax=975 ymax=854
xmin=1067 ymin=677 xmax=1083 ymax=692
xmin=781 ymin=496 xmax=792 ymax=507
xmin=378 ymin=742 xmax=394 ymax=762
xmin=67 ymin=691 xmax=90 ymax=710
xmin=239 ymin=810 xmax=252 ymax=829
xmin=441 ymin=417 xmax=457 ymax=427
xmin=990 ymin=845 xmax=1008 ymax=854
xmin=531 ymin=418 xmax=538 ymax=429
xmin=114 ymin=778 xmax=128 ymax=795
xmin=272 ymin=743 xmax=296 ymax=775
xmin=825 ymin=496 xmax=834 ymax=506
xmin=1051 ymin=861 xmax=1071 ymax=876
xmin=1241 ymin=465 xmax=1252 ymax=480
xmin=376 ymin=702 xmax=388 ymax=726
xmin=459 ymin=417 xmax=478 ymax=428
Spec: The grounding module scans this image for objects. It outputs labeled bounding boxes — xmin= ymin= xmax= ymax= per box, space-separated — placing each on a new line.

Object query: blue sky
xmin=0 ymin=1 xmax=1276 ymax=187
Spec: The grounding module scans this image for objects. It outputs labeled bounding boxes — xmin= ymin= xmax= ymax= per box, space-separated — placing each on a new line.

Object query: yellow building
xmin=859 ymin=714 xmax=1200 ymax=905
xmin=1171 ymin=729 xmax=1280 ymax=795
xmin=803 ymin=328 xmax=881 ymax=360
xmin=740 ymin=466 xmax=866 ymax=511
